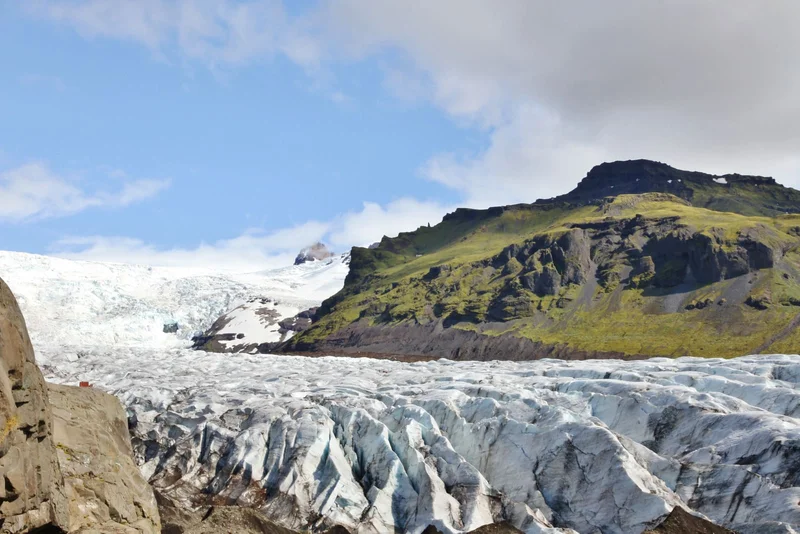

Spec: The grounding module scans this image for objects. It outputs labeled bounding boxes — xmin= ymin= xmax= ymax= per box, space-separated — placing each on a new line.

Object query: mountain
xmin=286 ymin=160 xmax=800 ymax=360
xmin=547 ymin=159 xmax=800 ymax=217
xmin=295 ymin=242 xmax=336 ymax=265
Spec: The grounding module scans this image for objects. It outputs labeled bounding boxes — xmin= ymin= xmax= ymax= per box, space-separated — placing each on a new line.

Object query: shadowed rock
xmin=643 ymin=507 xmax=736 ymax=534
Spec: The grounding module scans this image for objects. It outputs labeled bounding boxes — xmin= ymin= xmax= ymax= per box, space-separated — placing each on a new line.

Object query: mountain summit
xmin=294 ymin=242 xmax=335 ymax=265
xmin=547 ymin=159 xmax=800 ymax=216
xmin=284 ymin=160 xmax=800 ymax=360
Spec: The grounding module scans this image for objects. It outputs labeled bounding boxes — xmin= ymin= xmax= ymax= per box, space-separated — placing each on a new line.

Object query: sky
xmin=2 ymin=1 xmax=799 ymax=271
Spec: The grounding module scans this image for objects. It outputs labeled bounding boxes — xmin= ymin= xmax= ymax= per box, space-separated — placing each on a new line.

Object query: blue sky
xmin=2 ymin=1 xmax=798 ymax=270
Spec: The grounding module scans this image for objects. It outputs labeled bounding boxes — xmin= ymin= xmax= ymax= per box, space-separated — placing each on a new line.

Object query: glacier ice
xmin=0 ymin=250 xmax=348 ymax=350
xmin=38 ymin=348 xmax=800 ymax=534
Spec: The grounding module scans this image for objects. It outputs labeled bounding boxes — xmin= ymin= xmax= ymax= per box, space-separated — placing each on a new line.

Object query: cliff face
xmin=0 ymin=278 xmax=67 ymax=533
xmin=48 ymin=384 xmax=160 ymax=534
xmin=287 ymin=162 xmax=800 ymax=360
xmin=0 ymin=277 xmax=160 ymax=534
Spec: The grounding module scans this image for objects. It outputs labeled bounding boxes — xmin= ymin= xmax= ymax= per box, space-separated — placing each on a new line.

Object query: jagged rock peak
xmin=294 ymin=242 xmax=334 ymax=265
xmin=572 ymin=159 xmax=776 ymax=194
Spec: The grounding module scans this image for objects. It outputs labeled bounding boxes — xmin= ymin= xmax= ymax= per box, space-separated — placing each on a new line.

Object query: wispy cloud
xmin=27 ymin=0 xmax=322 ymax=70
xmin=52 ymin=197 xmax=453 ymax=271
xmin=0 ymin=162 xmax=170 ymax=222
xmin=317 ymin=1 xmax=800 ymax=202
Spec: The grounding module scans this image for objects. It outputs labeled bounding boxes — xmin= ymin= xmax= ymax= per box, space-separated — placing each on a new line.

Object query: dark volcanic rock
xmin=294 ymin=242 xmax=334 ymax=265
xmin=555 ymin=159 xmax=783 ymax=208
xmin=291 ymin=320 xmax=640 ymax=362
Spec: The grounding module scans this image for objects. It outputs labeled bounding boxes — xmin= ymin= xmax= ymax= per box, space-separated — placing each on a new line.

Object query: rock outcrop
xmin=157 ymin=491 xmax=300 ymax=534
xmin=0 ymin=277 xmax=67 ymax=533
xmin=550 ymin=159 xmax=800 ymax=217
xmin=295 ymin=243 xmax=335 ymax=265
xmin=0 ymin=277 xmax=160 ymax=533
xmin=48 ymin=384 xmax=160 ymax=534
xmin=642 ymin=507 xmax=735 ymax=534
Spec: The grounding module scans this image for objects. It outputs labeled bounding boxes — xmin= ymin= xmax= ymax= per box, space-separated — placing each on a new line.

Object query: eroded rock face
xmin=1 ymin=276 xmax=160 ymax=534
xmin=0 ymin=278 xmax=67 ymax=533
xmin=48 ymin=384 xmax=160 ymax=534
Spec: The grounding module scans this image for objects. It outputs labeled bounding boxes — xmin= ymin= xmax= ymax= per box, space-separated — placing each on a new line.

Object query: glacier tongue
xmin=37 ymin=347 xmax=800 ymax=534
xmin=0 ymin=250 xmax=348 ymax=349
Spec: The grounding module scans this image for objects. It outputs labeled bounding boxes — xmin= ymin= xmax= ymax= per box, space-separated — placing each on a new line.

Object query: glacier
xmin=37 ymin=347 xmax=800 ymax=534
xmin=0 ymin=250 xmax=348 ymax=350
xmin=2 ymin=250 xmax=800 ymax=533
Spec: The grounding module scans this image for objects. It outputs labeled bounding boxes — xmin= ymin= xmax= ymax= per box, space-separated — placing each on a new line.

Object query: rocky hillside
xmin=0 ymin=277 xmax=160 ymax=533
xmin=286 ymin=160 xmax=800 ymax=360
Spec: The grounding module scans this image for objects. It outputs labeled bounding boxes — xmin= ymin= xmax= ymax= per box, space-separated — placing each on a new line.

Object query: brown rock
xmin=0 ymin=277 xmax=67 ymax=533
xmin=48 ymin=384 xmax=160 ymax=534
xmin=422 ymin=522 xmax=523 ymax=534
xmin=643 ymin=507 xmax=736 ymax=534
xmin=156 ymin=492 xmax=295 ymax=534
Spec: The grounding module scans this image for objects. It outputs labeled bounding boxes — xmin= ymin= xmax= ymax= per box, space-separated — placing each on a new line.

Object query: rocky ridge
xmin=548 ymin=159 xmax=800 ymax=217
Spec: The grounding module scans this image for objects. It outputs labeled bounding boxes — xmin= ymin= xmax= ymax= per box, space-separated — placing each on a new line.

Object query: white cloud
xmin=314 ymin=1 xmax=800 ymax=201
xmin=327 ymin=198 xmax=452 ymax=249
xmin=23 ymin=2 xmax=800 ymax=221
xmin=28 ymin=0 xmax=321 ymax=69
xmin=424 ymin=104 xmax=608 ymax=207
xmin=0 ymin=162 xmax=170 ymax=222
xmin=113 ymin=179 xmax=172 ymax=206
xmin=52 ymin=198 xmax=453 ymax=271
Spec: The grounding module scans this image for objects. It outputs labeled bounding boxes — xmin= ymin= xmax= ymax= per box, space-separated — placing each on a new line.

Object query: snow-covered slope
xmin=193 ymin=255 xmax=350 ymax=352
xmin=0 ymin=250 xmax=348 ymax=350
xmin=38 ymin=347 xmax=800 ymax=534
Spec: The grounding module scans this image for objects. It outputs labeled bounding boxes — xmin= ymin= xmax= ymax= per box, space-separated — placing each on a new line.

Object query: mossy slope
xmin=288 ymin=161 xmax=800 ymax=360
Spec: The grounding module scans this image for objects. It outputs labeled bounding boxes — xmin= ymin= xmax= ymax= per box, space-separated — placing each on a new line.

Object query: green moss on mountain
xmin=288 ymin=161 xmax=800 ymax=360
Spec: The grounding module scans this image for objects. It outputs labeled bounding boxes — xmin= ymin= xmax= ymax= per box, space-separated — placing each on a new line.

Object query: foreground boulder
xmin=48 ymin=384 xmax=160 ymax=533
xmin=0 ymin=276 xmax=160 ymax=533
xmin=0 ymin=278 xmax=67 ymax=532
